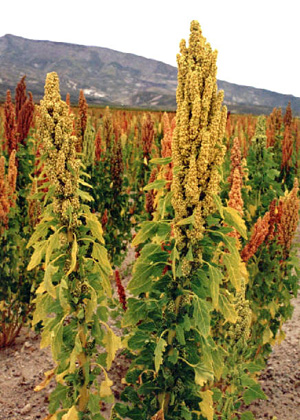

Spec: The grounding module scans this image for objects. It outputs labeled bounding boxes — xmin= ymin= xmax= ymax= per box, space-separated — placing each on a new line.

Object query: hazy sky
xmin=2 ymin=0 xmax=300 ymax=97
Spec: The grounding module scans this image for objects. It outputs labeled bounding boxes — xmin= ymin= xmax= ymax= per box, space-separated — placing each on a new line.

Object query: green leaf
xmin=27 ymin=240 xmax=47 ymax=270
xmin=85 ymin=214 xmax=105 ymax=244
xmin=223 ymin=253 xmax=242 ymax=291
xmin=218 ymin=293 xmax=238 ymax=323
xmin=43 ymin=264 xmax=58 ymax=298
xmin=154 ymin=336 xmax=167 ymax=372
xmin=240 ymin=411 xmax=255 ymax=420
xmin=243 ymin=384 xmax=267 ymax=405
xmin=45 ymin=229 xmax=61 ymax=267
xmin=176 ymin=214 xmax=195 ymax=226
xmin=193 ymin=362 xmax=214 ymax=386
xmin=149 ymin=157 xmax=172 ymax=165
xmin=102 ymin=323 xmax=122 ymax=369
xmin=132 ymin=222 xmax=158 ymax=246
xmin=208 ymin=265 xmax=222 ymax=309
xmin=27 ymin=220 xmax=53 ymax=249
xmin=51 ymin=321 xmax=63 ymax=361
xmin=176 ymin=324 xmax=186 ymax=345
xmin=92 ymin=243 xmax=112 ymax=297
xmin=193 ymin=296 xmax=211 ymax=337
xmin=66 ymin=234 xmax=77 ymax=276
xmin=143 ymin=179 xmax=166 ymax=191
xmin=88 ymin=393 xmax=101 ymax=413
xmin=223 ymin=206 xmax=247 ymax=239
xmin=128 ymin=244 xmax=168 ymax=295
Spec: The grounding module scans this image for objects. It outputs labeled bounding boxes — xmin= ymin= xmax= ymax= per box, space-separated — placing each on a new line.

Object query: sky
xmin=1 ymin=0 xmax=300 ymax=97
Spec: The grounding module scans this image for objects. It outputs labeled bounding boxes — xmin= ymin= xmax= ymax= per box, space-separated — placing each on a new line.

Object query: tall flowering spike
xmin=16 ymin=91 xmax=35 ymax=144
xmin=38 ymin=72 xmax=80 ymax=226
xmin=142 ymin=112 xmax=154 ymax=161
xmin=161 ymin=112 xmax=174 ymax=188
xmin=241 ymin=211 xmax=271 ymax=263
xmin=172 ymin=20 xmax=227 ymax=253
xmin=95 ymin=125 xmax=102 ymax=162
xmin=277 ymin=178 xmax=299 ymax=257
xmin=281 ymin=124 xmax=293 ymax=172
xmin=4 ymin=90 xmax=17 ymax=154
xmin=283 ymin=101 xmax=292 ymax=128
xmin=76 ymin=89 xmax=88 ymax=152
xmin=103 ymin=106 xmax=114 ymax=152
xmin=110 ymin=137 xmax=124 ymax=194
xmin=82 ymin=118 xmax=95 ymax=167
xmin=0 ymin=156 xmax=10 ymax=228
xmin=266 ymin=107 xmax=282 ymax=148
xmin=227 ymin=137 xmax=243 ymax=187
xmin=7 ymin=150 xmax=17 ymax=206
xmin=15 ymin=75 xmax=27 ymax=121
xmin=251 ymin=115 xmax=267 ymax=162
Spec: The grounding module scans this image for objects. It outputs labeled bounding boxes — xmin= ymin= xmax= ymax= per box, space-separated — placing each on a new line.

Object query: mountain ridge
xmin=1 ymin=34 xmax=299 ymax=115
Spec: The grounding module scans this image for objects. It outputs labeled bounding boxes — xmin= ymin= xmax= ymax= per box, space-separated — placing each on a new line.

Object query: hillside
xmin=0 ymin=34 xmax=300 ymax=114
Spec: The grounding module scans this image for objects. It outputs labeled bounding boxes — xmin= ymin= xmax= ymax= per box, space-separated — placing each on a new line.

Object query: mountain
xmin=0 ymin=34 xmax=300 ymax=115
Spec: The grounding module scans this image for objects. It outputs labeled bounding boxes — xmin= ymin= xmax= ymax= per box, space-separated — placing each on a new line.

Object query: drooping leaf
xmin=66 ymin=234 xmax=77 ymax=276
xmin=218 ymin=293 xmax=238 ymax=323
xmin=154 ymin=336 xmax=167 ymax=373
xmin=223 ymin=253 xmax=242 ymax=291
xmin=192 ymin=295 xmax=211 ymax=337
xmin=102 ymin=323 xmax=122 ymax=369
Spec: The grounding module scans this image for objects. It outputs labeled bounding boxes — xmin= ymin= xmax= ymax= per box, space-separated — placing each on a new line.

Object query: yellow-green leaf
xmin=154 ymin=337 xmax=167 ymax=373
xmin=27 ymin=240 xmax=47 ymax=270
xmin=66 ymin=234 xmax=77 ymax=276
xmin=102 ymin=322 xmax=122 ymax=369
xmin=69 ymin=333 xmax=83 ymax=373
xmin=62 ymin=406 xmax=78 ymax=420
xmin=199 ymin=390 xmax=214 ymax=420
xmin=223 ymin=253 xmax=242 ymax=291
xmin=99 ymin=370 xmax=113 ymax=398
xmin=85 ymin=214 xmax=104 ymax=243
xmin=223 ymin=206 xmax=247 ymax=239
xmin=219 ymin=293 xmax=238 ymax=323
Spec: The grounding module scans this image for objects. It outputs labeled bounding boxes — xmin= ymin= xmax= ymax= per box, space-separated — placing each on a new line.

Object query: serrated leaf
xmin=193 ymin=296 xmax=211 ymax=337
xmin=128 ymin=244 xmax=168 ymax=295
xmin=262 ymin=326 xmax=273 ymax=344
xmin=102 ymin=323 xmax=122 ymax=369
xmin=88 ymin=393 xmax=101 ymax=413
xmin=66 ymin=234 xmax=77 ymax=276
xmin=69 ymin=333 xmax=82 ymax=373
xmin=154 ymin=337 xmax=167 ymax=372
xmin=27 ymin=240 xmax=47 ymax=270
xmin=51 ymin=321 xmax=63 ymax=361
xmin=219 ymin=293 xmax=238 ymax=323
xmin=193 ymin=362 xmax=214 ymax=386
xmin=223 ymin=206 xmax=247 ymax=239
xmin=27 ymin=220 xmax=52 ymax=248
xmin=223 ymin=253 xmax=242 ymax=291
xmin=92 ymin=243 xmax=112 ymax=297
xmin=199 ymin=390 xmax=214 ymax=420
xmin=100 ymin=371 xmax=113 ymax=398
xmin=85 ymin=214 xmax=105 ymax=243
xmin=45 ymin=230 xmax=60 ymax=267
xmin=208 ymin=265 xmax=222 ymax=309
xmin=43 ymin=264 xmax=58 ymax=298
xmin=243 ymin=384 xmax=267 ymax=405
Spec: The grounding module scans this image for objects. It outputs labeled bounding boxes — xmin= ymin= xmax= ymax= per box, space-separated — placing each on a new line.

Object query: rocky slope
xmin=1 ymin=34 xmax=300 ymax=114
